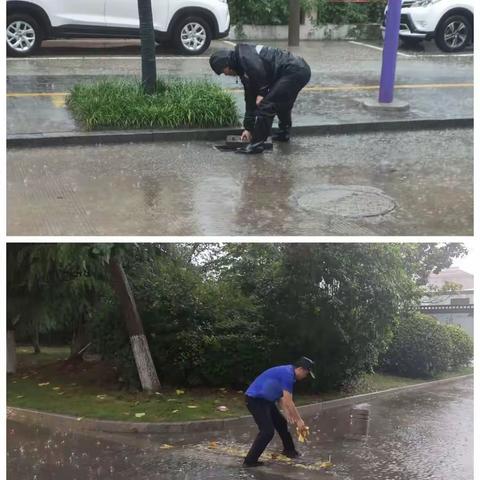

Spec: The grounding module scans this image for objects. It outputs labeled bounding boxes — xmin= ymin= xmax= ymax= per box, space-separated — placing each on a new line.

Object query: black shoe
xmin=243 ymin=461 xmax=265 ymax=467
xmin=272 ymin=131 xmax=290 ymax=142
xmin=281 ymin=449 xmax=300 ymax=458
xmin=235 ymin=143 xmax=264 ymax=154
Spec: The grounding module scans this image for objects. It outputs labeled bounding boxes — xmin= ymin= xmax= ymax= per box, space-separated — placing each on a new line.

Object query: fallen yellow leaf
xmin=76 ymin=417 xmax=84 ymax=421
xmin=135 ymin=413 xmax=146 ymax=418
xmin=16 ymin=395 xmax=24 ymax=399
xmin=159 ymin=444 xmax=173 ymax=449
xmin=172 ymin=410 xmax=179 ymax=413
xmin=176 ymin=389 xmax=185 ymax=395
xmin=52 ymin=387 xmax=61 ymax=391
xmin=38 ymin=382 xmax=50 ymax=387
xmin=187 ymin=405 xmax=198 ymax=409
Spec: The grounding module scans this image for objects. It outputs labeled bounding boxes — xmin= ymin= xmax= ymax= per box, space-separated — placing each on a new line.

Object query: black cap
xmin=209 ymin=50 xmax=232 ymax=75
xmin=294 ymin=356 xmax=315 ymax=379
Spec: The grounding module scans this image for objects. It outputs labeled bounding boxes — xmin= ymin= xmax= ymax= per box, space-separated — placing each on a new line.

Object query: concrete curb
xmin=7 ymin=374 xmax=472 ymax=434
xmin=7 ymin=118 xmax=473 ymax=149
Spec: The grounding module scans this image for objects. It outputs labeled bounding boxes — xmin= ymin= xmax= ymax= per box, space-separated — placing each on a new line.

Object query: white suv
xmin=6 ymin=0 xmax=230 ymax=57
xmin=382 ymin=0 xmax=474 ymax=52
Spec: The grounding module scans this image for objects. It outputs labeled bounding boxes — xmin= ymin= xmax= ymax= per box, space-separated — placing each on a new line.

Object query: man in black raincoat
xmin=209 ymin=44 xmax=311 ymax=154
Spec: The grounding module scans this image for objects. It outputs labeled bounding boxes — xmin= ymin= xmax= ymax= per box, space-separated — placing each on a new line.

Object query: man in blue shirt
xmin=243 ymin=356 xmax=315 ymax=467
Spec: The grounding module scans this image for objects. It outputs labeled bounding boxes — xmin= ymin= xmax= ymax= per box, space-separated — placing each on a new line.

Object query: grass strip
xmin=67 ymin=78 xmax=240 ymax=130
xmin=7 ymin=347 xmax=472 ymax=423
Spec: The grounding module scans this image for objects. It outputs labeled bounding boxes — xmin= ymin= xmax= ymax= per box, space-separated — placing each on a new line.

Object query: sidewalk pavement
xmin=6 ymin=41 xmax=473 ymax=142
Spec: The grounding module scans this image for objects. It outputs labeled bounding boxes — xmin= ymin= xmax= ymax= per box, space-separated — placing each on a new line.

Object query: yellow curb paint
xmin=6 ymin=82 xmax=473 ymax=98
xmin=51 ymin=95 xmax=66 ymax=108
xmin=7 ymin=92 xmax=69 ymax=97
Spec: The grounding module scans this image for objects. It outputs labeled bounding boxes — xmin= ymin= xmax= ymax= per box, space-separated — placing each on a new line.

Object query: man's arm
xmin=279 ymin=391 xmax=305 ymax=428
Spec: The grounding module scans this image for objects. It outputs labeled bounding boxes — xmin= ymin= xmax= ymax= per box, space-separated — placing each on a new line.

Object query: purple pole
xmin=379 ymin=0 xmax=402 ymax=103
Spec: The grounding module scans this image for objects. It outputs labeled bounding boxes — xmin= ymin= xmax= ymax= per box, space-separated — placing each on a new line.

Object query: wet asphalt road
xmin=7 ymin=128 xmax=473 ymax=236
xmin=7 ymin=377 xmax=473 ymax=480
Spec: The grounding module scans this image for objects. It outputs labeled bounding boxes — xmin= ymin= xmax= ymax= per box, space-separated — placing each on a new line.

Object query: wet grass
xmin=8 ymin=347 xmax=473 ymax=423
xmin=67 ymin=78 xmax=240 ymax=130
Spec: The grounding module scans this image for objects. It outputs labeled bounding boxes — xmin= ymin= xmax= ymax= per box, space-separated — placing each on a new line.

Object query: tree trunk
xmin=109 ymin=256 xmax=161 ymax=392
xmin=32 ymin=317 xmax=41 ymax=354
xmin=70 ymin=317 xmax=89 ymax=358
xmin=7 ymin=330 xmax=17 ymax=374
xmin=137 ymin=0 xmax=157 ymax=94
xmin=288 ymin=0 xmax=301 ymax=47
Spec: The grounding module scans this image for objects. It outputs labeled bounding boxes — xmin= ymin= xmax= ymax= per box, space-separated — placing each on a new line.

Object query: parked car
xmin=6 ymin=0 xmax=230 ymax=57
xmin=381 ymin=0 xmax=474 ymax=52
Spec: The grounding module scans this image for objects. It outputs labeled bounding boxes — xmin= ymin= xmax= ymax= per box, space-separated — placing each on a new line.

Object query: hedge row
xmin=381 ymin=314 xmax=473 ymax=378
xmin=229 ymin=0 xmax=387 ymax=27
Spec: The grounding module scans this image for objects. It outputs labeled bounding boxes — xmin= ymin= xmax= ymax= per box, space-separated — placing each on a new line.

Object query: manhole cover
xmin=294 ymin=185 xmax=396 ymax=218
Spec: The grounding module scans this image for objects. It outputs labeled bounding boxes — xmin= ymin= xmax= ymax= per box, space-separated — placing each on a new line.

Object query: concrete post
xmin=345 ymin=403 xmax=370 ymax=439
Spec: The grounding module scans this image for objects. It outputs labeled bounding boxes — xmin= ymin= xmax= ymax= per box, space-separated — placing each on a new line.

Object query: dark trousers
xmin=251 ymin=62 xmax=311 ymax=145
xmin=244 ymin=396 xmax=296 ymax=464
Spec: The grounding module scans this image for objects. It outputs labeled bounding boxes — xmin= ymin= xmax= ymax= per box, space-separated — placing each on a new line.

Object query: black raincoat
xmin=230 ymin=44 xmax=311 ymax=141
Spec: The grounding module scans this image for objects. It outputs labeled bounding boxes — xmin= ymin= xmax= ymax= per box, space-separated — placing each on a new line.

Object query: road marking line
xmin=223 ymin=40 xmax=236 ymax=46
xmin=348 ymin=40 xmax=473 ymax=58
xmin=6 ymin=83 xmax=472 ymax=98
xmin=7 ymin=92 xmax=69 ymax=97
xmin=6 ymin=56 xmax=210 ymax=61
xmin=418 ymin=53 xmax=474 ymax=58
xmin=349 ymin=40 xmax=411 ymax=57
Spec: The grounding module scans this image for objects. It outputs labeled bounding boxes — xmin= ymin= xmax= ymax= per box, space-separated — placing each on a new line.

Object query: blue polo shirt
xmin=246 ymin=365 xmax=295 ymax=402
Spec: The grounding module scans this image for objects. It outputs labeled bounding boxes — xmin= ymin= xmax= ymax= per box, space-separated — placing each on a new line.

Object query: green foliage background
xmin=228 ymin=0 xmax=387 ymax=26
xmin=8 ymin=243 xmax=472 ymax=392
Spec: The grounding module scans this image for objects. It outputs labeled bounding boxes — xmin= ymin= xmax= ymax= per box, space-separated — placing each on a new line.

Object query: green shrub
xmin=381 ymin=313 xmax=452 ymax=378
xmin=228 ymin=0 xmax=387 ymax=26
xmin=316 ymin=0 xmax=386 ymax=25
xmin=445 ymin=324 xmax=473 ymax=369
xmin=67 ymin=79 xmax=239 ymax=130
xmin=229 ymin=0 xmax=291 ymax=26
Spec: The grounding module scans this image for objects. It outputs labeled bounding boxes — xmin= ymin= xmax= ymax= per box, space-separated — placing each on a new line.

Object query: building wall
xmin=430 ymin=312 xmax=474 ymax=337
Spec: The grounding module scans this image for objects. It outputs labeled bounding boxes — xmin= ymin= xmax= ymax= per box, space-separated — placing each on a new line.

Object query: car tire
xmin=7 ymin=13 xmax=43 ymax=57
xmin=173 ymin=16 xmax=211 ymax=55
xmin=435 ymin=14 xmax=472 ymax=53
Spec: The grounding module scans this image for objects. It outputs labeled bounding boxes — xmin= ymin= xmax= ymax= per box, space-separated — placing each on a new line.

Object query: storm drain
xmin=293 ymin=185 xmax=396 ymax=218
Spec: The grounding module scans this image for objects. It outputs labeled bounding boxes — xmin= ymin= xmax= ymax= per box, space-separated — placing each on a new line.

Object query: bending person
xmin=210 ymin=44 xmax=311 ymax=154
xmin=243 ymin=356 xmax=315 ymax=467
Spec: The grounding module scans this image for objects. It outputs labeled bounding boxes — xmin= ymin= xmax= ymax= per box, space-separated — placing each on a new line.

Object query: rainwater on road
xmin=7 ymin=377 xmax=473 ymax=480
xmin=7 ymin=129 xmax=473 ymax=236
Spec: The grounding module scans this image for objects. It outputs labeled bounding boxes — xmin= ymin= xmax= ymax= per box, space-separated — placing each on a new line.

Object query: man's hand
xmin=241 ymin=130 xmax=252 ymax=142
xmin=296 ymin=419 xmax=306 ymax=430
xmin=256 ymin=95 xmax=264 ymax=106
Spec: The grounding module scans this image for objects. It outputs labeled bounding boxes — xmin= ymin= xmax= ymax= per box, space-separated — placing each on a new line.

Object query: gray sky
xmin=451 ymin=241 xmax=475 ymax=275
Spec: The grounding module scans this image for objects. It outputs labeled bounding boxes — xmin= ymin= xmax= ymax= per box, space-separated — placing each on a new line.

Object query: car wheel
xmin=7 ymin=14 xmax=43 ymax=57
xmin=435 ymin=14 xmax=471 ymax=52
xmin=173 ymin=16 xmax=211 ymax=55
